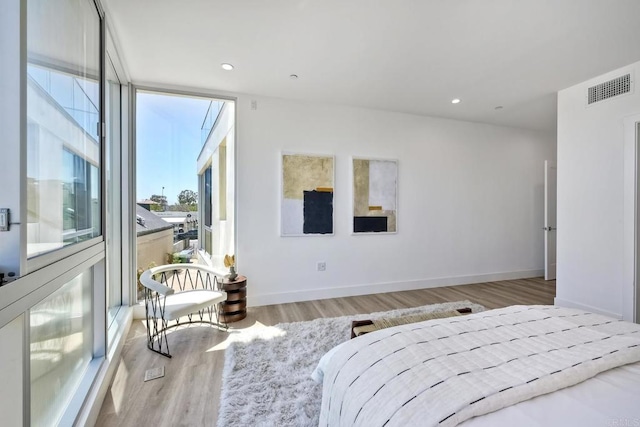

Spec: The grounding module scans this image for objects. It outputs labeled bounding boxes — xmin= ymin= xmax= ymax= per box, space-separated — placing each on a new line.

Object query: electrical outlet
xmin=317 ymin=261 xmax=326 ymax=272
xmin=0 ymin=208 xmax=9 ymax=231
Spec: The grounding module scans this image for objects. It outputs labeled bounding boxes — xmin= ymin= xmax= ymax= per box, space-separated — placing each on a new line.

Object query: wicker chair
xmin=139 ymin=264 xmax=228 ymax=358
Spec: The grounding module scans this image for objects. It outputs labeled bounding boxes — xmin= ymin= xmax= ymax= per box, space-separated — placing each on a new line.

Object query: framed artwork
xmin=281 ymin=153 xmax=334 ymax=236
xmin=352 ymin=157 xmax=397 ymax=233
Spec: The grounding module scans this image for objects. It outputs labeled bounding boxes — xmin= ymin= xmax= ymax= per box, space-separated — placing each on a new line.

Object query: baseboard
xmin=249 ymin=269 xmax=544 ymax=307
xmin=554 ymin=297 xmax=623 ymax=319
xmin=75 ymin=307 xmax=134 ymax=426
xmin=133 ymin=301 xmax=145 ymax=320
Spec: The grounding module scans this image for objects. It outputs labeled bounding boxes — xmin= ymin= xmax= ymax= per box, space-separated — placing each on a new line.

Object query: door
xmin=544 ymin=160 xmax=557 ymax=280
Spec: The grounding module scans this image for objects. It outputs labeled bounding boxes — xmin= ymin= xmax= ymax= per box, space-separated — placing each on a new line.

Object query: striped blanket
xmin=312 ymin=305 xmax=640 ymax=427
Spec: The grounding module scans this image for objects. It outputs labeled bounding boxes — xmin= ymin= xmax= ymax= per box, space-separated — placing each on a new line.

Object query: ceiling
xmin=105 ymin=0 xmax=640 ymax=132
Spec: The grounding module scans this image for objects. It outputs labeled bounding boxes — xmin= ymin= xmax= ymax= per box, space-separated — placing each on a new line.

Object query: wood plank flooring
xmin=95 ymin=277 xmax=555 ymax=427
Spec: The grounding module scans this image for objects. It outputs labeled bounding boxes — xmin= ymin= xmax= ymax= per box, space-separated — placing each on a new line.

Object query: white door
xmin=544 ymin=160 xmax=557 ymax=280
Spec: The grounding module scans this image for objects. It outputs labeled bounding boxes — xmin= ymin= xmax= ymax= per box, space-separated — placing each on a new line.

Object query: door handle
xmin=543 ymin=227 xmax=557 ymax=231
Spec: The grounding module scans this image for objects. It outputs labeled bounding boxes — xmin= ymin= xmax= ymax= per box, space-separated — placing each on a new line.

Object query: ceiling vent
xmin=587 ymin=74 xmax=631 ymax=105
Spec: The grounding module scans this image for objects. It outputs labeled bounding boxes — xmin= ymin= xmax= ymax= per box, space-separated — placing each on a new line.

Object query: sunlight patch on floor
xmin=206 ymin=320 xmax=286 ymax=352
xmin=110 ymin=360 xmax=129 ymax=414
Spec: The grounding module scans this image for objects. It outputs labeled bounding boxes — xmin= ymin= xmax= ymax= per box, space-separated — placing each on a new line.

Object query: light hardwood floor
xmin=96 ymin=277 xmax=555 ymax=427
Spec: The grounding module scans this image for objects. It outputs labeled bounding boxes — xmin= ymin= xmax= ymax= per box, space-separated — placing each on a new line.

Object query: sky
xmin=136 ymin=92 xmax=212 ymax=205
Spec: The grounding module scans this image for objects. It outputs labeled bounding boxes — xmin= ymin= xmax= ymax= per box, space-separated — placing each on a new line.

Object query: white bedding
xmin=312 ymin=305 xmax=640 ymax=427
xmin=461 ymin=360 xmax=640 ymax=426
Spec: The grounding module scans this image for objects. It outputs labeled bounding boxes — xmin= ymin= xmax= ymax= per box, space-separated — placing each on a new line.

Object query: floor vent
xmin=144 ymin=366 xmax=165 ymax=382
xmin=588 ymin=74 xmax=631 ymax=105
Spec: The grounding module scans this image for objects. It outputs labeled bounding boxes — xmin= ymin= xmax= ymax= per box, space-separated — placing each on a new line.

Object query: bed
xmin=312 ymin=305 xmax=640 ymax=426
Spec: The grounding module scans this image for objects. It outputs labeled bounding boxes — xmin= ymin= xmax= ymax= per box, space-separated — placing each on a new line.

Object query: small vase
xmin=228 ymin=266 xmax=238 ymax=281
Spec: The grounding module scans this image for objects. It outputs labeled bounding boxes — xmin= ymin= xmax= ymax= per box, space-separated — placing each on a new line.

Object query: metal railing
xmin=200 ymin=100 xmax=225 ymax=146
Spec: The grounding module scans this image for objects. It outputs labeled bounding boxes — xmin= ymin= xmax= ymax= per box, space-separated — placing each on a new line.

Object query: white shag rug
xmin=217 ymin=300 xmax=485 ymax=427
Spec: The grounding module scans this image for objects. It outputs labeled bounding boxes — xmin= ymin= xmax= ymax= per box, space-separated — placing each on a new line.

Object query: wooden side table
xmin=220 ymin=275 xmax=247 ymax=322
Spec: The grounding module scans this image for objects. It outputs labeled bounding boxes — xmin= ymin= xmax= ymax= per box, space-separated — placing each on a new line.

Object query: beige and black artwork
xmin=281 ymin=153 xmax=334 ymax=236
xmin=353 ymin=158 xmax=397 ymax=233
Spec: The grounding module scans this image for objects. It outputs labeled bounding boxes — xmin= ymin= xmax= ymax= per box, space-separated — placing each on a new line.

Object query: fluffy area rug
xmin=217 ymin=300 xmax=485 ymax=427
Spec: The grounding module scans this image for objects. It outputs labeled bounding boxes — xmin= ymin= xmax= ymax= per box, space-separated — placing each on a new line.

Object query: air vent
xmin=588 ymin=74 xmax=631 ymax=104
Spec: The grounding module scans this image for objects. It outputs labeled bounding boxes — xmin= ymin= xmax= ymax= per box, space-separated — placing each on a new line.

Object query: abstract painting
xmin=352 ymin=158 xmax=397 ymax=233
xmin=281 ymin=153 xmax=334 ymax=236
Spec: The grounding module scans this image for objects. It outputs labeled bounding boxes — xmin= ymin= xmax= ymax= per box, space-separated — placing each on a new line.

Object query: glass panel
xmin=136 ymin=91 xmax=211 ymax=301
xmin=30 ymin=269 xmax=93 ymax=426
xmin=26 ymin=0 xmax=101 ymax=258
xmin=106 ymin=55 xmax=122 ymax=326
xmin=201 ymin=100 xmax=224 ymax=145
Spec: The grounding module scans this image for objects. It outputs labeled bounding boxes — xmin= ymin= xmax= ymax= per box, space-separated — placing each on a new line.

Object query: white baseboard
xmin=554 ymin=297 xmax=623 ymax=319
xmin=133 ymin=302 xmax=145 ymax=320
xmin=248 ymin=269 xmax=544 ymax=307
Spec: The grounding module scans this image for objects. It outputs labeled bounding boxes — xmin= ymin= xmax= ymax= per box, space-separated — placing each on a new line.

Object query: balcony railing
xmin=200 ymin=100 xmax=225 ymax=146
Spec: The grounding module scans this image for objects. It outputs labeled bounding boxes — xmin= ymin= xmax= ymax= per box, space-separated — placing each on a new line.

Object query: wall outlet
xmin=0 ymin=208 xmax=9 ymax=231
xmin=317 ymin=261 xmax=326 ymax=272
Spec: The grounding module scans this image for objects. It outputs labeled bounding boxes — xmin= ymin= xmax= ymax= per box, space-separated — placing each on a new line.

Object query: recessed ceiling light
xmin=451 ymin=98 xmax=461 ymax=104
xmin=290 ymin=74 xmax=298 ymax=80
xmin=221 ymin=63 xmax=234 ymax=71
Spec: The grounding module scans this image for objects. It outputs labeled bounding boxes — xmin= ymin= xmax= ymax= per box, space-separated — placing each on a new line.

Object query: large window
xmin=0 ymin=0 xmax=132 ymax=424
xmin=135 ymin=91 xmax=212 ymax=300
xmin=26 ymin=0 xmax=102 ymax=259
xmin=23 ymin=0 xmax=105 ymax=424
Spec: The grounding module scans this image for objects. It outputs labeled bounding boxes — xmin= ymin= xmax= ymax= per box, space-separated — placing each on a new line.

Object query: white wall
xmin=236 ymin=96 xmax=555 ymax=306
xmin=556 ymin=60 xmax=640 ymax=320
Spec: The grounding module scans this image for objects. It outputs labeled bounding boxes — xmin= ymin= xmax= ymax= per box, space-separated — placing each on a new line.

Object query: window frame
xmin=24 ymin=0 xmax=107 ymax=276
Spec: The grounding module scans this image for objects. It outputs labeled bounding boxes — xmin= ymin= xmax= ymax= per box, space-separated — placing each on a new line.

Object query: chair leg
xmin=146 ymin=317 xmax=172 ymax=358
xmin=145 ymin=287 xmax=172 ymax=358
xmin=214 ymin=302 xmax=229 ymax=331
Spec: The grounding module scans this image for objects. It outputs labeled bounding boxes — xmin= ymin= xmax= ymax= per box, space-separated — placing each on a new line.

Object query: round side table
xmin=220 ymin=275 xmax=247 ymax=322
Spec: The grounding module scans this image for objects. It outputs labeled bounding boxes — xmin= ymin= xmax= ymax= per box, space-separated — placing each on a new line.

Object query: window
xmin=61 ymin=149 xmax=100 ymax=244
xmin=0 ymin=0 xmax=131 ymax=424
xmin=30 ymin=269 xmax=93 ymax=426
xmin=26 ymin=0 xmax=102 ymax=259
xmin=136 ymin=91 xmax=212 ymax=297
xmin=22 ymin=0 xmax=106 ymax=424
